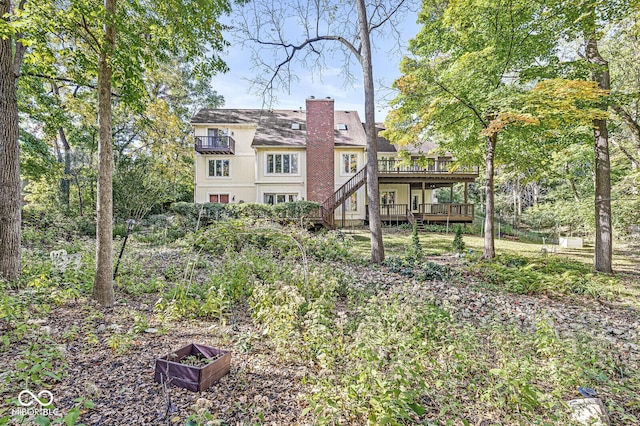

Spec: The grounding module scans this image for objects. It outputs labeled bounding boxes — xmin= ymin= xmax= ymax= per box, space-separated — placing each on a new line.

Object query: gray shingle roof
xmin=191 ymin=109 xmax=367 ymax=148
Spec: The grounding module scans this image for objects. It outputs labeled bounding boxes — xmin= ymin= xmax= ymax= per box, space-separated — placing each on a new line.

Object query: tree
xmin=2 ymin=0 xmax=232 ymax=298
xmin=0 ymin=0 xmax=29 ymax=280
xmin=236 ymin=0 xmax=415 ymax=263
xmin=93 ymin=0 xmax=117 ymax=305
xmin=384 ymin=0 xmax=557 ymax=259
xmin=540 ymin=0 xmax=638 ymax=272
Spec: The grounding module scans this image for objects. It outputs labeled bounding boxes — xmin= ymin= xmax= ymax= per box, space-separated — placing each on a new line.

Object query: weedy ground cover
xmin=1 ymin=219 xmax=638 ymax=425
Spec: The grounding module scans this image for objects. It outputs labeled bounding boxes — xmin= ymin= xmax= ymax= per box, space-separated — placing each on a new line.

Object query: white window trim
xmin=207 ymin=158 xmax=232 ymax=179
xmin=261 ymin=191 xmax=301 ymax=205
xmin=340 ymin=152 xmax=359 ymax=177
xmin=265 ymin=152 xmax=301 ymax=176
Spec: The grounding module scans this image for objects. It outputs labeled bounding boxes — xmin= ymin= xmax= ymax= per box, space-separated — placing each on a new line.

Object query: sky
xmin=210 ymin=7 xmax=421 ymax=123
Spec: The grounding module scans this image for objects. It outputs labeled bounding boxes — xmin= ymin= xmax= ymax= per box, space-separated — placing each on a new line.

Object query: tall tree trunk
xmin=52 ymin=83 xmax=72 ymax=207
xmin=74 ymin=174 xmax=84 ymax=216
xmin=356 ymin=0 xmax=384 ymax=264
xmin=0 ymin=1 xmax=24 ymax=280
xmin=585 ymin=38 xmax=613 ymax=274
xmin=59 ymin=128 xmax=72 ymax=207
xmin=483 ymin=133 xmax=496 ymax=259
xmin=93 ymin=0 xmax=116 ymax=305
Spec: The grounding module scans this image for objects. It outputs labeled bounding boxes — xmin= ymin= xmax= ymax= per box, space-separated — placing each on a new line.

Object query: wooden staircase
xmin=319 ymin=166 xmax=367 ymax=228
xmin=414 ymin=216 xmax=426 ymax=231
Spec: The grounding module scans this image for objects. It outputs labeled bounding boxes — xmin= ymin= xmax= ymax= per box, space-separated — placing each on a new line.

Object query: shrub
xmin=452 ymin=226 xmax=466 ymax=253
xmin=405 ymin=222 xmax=424 ymax=262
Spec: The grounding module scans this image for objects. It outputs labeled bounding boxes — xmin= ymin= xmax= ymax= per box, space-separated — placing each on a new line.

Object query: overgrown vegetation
xmin=1 ymin=220 xmax=638 ymax=424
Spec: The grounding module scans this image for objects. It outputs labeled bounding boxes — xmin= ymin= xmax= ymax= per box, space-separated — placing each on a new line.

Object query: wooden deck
xmin=367 ymin=203 xmax=475 ymax=224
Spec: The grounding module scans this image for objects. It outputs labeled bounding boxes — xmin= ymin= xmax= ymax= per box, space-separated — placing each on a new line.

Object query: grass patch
xmin=348 ymin=229 xmax=640 ymax=307
xmin=470 ymin=254 xmax=624 ymax=300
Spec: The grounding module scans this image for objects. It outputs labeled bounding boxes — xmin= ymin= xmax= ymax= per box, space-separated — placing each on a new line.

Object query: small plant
xmin=106 ymin=333 xmax=135 ymax=354
xmin=185 ymin=354 xmax=219 ymax=367
xmin=132 ymin=314 xmax=149 ymax=333
xmin=405 ymin=222 xmax=424 ymax=262
xmin=452 ymin=226 xmax=466 ymax=253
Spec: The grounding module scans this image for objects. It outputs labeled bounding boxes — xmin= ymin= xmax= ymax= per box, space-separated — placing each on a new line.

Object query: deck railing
xmin=195 ymin=136 xmax=235 ymax=154
xmin=377 ymin=159 xmax=478 ymax=174
xmin=379 ymin=204 xmax=408 ymax=217
xmin=366 ymin=203 xmax=475 ymax=218
xmin=419 ymin=203 xmax=474 ymax=216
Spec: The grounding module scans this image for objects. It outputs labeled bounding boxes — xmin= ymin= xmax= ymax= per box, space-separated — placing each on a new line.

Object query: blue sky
xmin=210 ymin=10 xmax=421 ymax=122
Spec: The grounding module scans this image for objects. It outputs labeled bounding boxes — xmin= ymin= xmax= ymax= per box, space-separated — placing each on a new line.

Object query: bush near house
xmin=169 ymin=201 xmax=320 ymax=228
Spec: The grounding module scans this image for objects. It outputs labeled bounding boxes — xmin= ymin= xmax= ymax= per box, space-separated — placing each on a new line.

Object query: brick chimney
xmin=306 ymin=97 xmax=335 ymax=203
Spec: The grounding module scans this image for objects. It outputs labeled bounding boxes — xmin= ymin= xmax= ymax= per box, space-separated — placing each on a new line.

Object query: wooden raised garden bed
xmin=154 ymin=343 xmax=231 ymax=392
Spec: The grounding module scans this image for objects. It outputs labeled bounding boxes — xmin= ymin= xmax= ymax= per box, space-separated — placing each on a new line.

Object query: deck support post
xmin=464 ymin=182 xmax=468 ymax=204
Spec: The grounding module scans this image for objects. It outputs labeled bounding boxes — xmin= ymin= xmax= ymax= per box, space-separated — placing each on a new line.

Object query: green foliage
xmin=472 ymin=254 xmax=622 ymax=298
xmin=384 ymin=0 xmax=559 ymax=169
xmin=452 ymin=226 xmax=466 ymax=253
xmin=193 ymin=219 xmax=350 ymax=262
xmin=382 ymin=255 xmax=455 ymax=282
xmin=405 ymin=222 xmax=423 ymax=262
xmin=168 ymin=201 xmax=321 ymax=230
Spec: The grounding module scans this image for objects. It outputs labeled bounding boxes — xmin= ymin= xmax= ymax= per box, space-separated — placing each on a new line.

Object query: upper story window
xmin=209 ymin=159 xmax=230 ymax=177
xmin=267 ymin=153 xmax=299 ymax=174
xmin=342 ymin=153 xmax=358 ymax=174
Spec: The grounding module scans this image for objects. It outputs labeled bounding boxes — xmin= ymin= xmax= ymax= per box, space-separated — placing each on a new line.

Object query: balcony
xmin=194 ymin=136 xmax=235 ymax=154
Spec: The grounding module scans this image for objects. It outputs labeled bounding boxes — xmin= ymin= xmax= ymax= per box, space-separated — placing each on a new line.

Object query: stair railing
xmin=319 ymin=165 xmax=368 ymax=228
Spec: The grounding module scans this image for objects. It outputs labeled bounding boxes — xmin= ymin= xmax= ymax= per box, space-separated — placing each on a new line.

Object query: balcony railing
xmin=365 ymin=203 xmax=474 ymax=220
xmin=195 ymin=136 xmax=235 ymax=154
xmin=377 ymin=159 xmax=478 ymax=174
xmin=419 ymin=203 xmax=475 ymax=217
xmin=379 ymin=204 xmax=409 ymax=218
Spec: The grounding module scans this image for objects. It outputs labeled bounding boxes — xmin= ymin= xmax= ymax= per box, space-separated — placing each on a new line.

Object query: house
xmin=191 ymin=97 xmax=478 ymax=228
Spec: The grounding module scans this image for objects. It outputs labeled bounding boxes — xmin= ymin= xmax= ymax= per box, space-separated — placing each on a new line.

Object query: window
xmin=342 ymin=153 xmax=358 ymax=174
xmin=337 ymin=123 xmax=348 ymax=130
xmin=264 ymin=193 xmax=298 ymax=205
xmin=208 ymin=128 xmax=229 ymax=137
xmin=345 ymin=193 xmax=358 ymax=212
xmin=267 ymin=153 xmax=299 ymax=174
xmin=208 ymin=159 xmax=230 ymax=177
xmin=380 ymin=191 xmax=395 ymax=206
xmin=209 ymin=194 xmax=229 ymax=203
